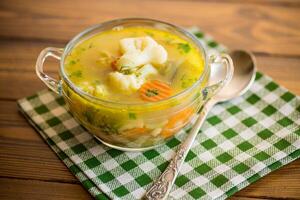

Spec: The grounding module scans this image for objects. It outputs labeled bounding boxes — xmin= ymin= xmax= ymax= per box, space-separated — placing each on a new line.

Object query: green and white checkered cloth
xmin=18 ymin=28 xmax=300 ymax=200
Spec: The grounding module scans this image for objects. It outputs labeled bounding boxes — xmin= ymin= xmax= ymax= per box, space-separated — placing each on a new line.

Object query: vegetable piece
xmin=177 ymin=43 xmax=191 ymax=54
xmin=121 ymin=127 xmax=148 ymax=139
xmin=161 ymin=107 xmax=194 ymax=138
xmin=118 ymin=36 xmax=168 ymax=69
xmin=70 ymin=70 xmax=82 ymax=78
xmin=108 ymin=71 xmax=144 ymax=94
xmin=111 ymin=59 xmax=118 ymax=71
xmin=93 ymin=84 xmax=109 ymax=98
xmin=128 ymin=112 xmax=137 ymax=119
xmin=137 ymin=64 xmax=158 ymax=78
xmin=118 ymin=119 xmax=144 ymax=132
xmin=160 ymin=59 xmax=184 ymax=82
xmin=78 ymin=81 xmax=94 ymax=94
xmin=139 ymin=80 xmax=172 ymax=102
xmin=150 ymin=128 xmax=162 ymax=137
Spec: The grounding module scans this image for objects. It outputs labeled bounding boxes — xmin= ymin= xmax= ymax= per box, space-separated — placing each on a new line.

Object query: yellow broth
xmin=62 ymin=26 xmax=208 ymax=148
xmin=64 ymin=27 xmax=204 ymax=103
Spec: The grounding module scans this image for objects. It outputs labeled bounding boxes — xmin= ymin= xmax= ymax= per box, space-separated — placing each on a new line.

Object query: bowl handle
xmin=202 ymin=53 xmax=234 ymax=100
xmin=36 ymin=47 xmax=63 ymax=94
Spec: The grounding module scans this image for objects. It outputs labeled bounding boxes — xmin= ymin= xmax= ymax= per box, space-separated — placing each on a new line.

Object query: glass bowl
xmin=36 ymin=18 xmax=233 ymax=151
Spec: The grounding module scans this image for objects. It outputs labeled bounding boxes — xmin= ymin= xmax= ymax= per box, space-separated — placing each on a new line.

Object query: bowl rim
xmin=59 ymin=17 xmax=209 ymax=107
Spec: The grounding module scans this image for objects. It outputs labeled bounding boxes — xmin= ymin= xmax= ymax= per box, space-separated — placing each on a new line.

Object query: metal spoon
xmin=144 ymin=50 xmax=257 ymax=200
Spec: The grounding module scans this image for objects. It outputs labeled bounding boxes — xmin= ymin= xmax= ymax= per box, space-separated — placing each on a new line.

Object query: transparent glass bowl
xmin=36 ymin=18 xmax=233 ymax=151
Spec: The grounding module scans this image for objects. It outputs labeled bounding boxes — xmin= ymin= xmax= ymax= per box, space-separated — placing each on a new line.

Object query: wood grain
xmin=0 ymin=127 xmax=77 ymax=182
xmin=0 ymin=178 xmax=92 ymax=200
xmin=0 ymin=0 xmax=300 ymax=56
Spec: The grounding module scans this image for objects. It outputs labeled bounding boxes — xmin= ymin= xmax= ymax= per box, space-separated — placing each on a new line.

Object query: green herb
xmin=146 ymin=89 xmax=159 ymax=97
xmin=120 ymin=66 xmax=133 ymax=75
xmin=180 ymin=74 xmax=197 ymax=88
xmin=177 ymin=43 xmax=191 ymax=54
xmin=128 ymin=112 xmax=137 ymax=119
xmin=194 ymin=92 xmax=201 ymax=100
xmin=83 ymin=110 xmax=94 ymax=124
xmin=123 ymin=69 xmax=132 ymax=75
xmin=195 ymin=32 xmax=204 ymax=38
xmin=70 ymin=70 xmax=82 ymax=78
xmin=135 ymin=72 xmax=142 ymax=77
xmin=83 ymin=108 xmax=119 ymax=134
xmin=69 ymin=60 xmax=76 ymax=65
xmin=208 ymin=41 xmax=218 ymax=48
xmin=145 ymin=31 xmax=154 ymax=36
xmin=93 ymin=80 xmax=101 ymax=85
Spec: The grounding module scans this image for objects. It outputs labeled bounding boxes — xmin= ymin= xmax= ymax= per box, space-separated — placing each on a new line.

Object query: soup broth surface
xmin=65 ymin=26 xmax=204 ymax=103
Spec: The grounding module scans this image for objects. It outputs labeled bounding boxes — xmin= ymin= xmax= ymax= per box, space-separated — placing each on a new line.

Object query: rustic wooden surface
xmin=0 ymin=0 xmax=300 ymax=199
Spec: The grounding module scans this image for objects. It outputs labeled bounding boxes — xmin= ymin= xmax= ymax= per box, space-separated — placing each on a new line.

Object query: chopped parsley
xmin=120 ymin=66 xmax=141 ymax=76
xmin=120 ymin=66 xmax=132 ymax=75
xmin=145 ymin=31 xmax=154 ymax=36
xmin=195 ymin=32 xmax=204 ymax=38
xmin=208 ymin=41 xmax=218 ymax=48
xmin=177 ymin=43 xmax=191 ymax=54
xmin=128 ymin=112 xmax=137 ymax=119
xmin=70 ymin=70 xmax=82 ymax=78
xmin=69 ymin=60 xmax=76 ymax=65
xmin=180 ymin=74 xmax=197 ymax=88
xmin=122 ymin=69 xmax=132 ymax=75
xmin=145 ymin=89 xmax=159 ymax=97
xmin=93 ymin=80 xmax=101 ymax=85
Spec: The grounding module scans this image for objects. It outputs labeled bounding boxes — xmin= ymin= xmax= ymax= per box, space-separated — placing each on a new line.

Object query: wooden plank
xmin=254 ymin=54 xmax=300 ymax=95
xmin=0 ymin=101 xmax=28 ymax=127
xmin=0 ymin=40 xmax=63 ymax=72
xmin=234 ymin=159 xmax=300 ymax=199
xmin=0 ymin=178 xmax=92 ymax=200
xmin=0 ymin=0 xmax=300 ymax=56
xmin=0 ymin=102 xmax=77 ymax=182
xmin=230 ymin=197 xmax=270 ymax=200
xmin=212 ymin=0 xmax=300 ymax=5
xmin=0 ymin=126 xmax=78 ymax=182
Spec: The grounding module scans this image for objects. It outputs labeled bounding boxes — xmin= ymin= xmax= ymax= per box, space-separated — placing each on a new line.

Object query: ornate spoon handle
xmin=144 ymin=101 xmax=214 ymax=200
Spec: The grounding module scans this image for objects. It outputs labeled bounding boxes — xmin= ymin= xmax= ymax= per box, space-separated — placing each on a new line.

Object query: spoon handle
xmin=144 ymin=101 xmax=215 ymax=200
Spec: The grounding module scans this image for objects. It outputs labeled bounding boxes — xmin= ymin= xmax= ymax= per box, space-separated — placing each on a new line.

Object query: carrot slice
xmin=139 ymin=80 xmax=172 ymax=102
xmin=161 ymin=107 xmax=194 ymax=138
xmin=111 ymin=59 xmax=118 ymax=71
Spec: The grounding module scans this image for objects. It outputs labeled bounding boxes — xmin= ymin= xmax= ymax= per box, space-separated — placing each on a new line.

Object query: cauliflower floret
xmin=108 ymin=72 xmax=144 ymax=94
xmin=117 ymin=36 xmax=168 ymax=69
xmin=94 ymin=84 xmax=109 ymax=98
xmin=137 ymin=64 xmax=158 ymax=78
xmin=78 ymin=81 xmax=95 ymax=94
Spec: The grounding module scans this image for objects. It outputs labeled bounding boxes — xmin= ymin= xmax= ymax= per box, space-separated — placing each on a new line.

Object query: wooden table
xmin=0 ymin=0 xmax=299 ymax=199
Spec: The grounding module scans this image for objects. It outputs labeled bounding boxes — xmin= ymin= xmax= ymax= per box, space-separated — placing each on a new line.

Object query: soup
xmin=61 ymin=25 xmax=208 ymax=149
xmin=64 ymin=27 xmax=204 ymax=103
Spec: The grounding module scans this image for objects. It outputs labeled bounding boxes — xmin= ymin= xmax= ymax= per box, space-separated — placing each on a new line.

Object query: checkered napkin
xmin=18 ymin=28 xmax=300 ymax=200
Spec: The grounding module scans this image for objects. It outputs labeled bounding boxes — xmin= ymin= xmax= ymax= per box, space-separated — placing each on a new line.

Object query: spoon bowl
xmin=216 ymin=50 xmax=256 ymax=102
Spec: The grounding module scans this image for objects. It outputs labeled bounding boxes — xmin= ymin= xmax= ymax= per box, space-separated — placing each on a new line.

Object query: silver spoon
xmin=144 ymin=50 xmax=257 ymax=200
